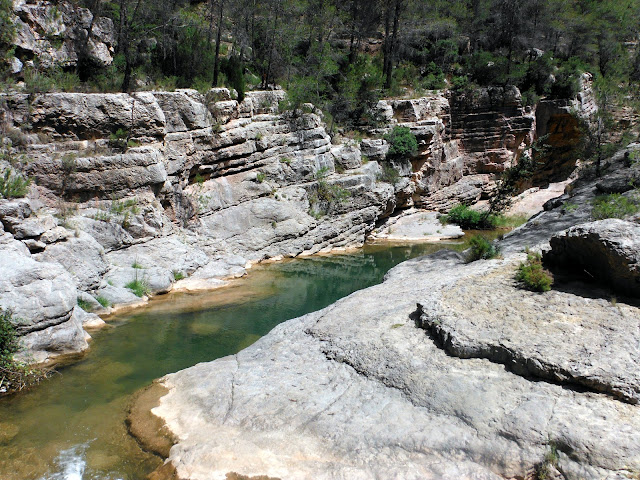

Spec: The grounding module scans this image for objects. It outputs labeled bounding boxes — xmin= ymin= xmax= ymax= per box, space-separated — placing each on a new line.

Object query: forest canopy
xmin=1 ymin=0 xmax=639 ymax=129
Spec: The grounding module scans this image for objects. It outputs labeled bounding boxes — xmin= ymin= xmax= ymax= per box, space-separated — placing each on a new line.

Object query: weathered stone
xmin=152 ymin=248 xmax=640 ymax=480
xmin=0 ymin=243 xmax=87 ymax=362
xmin=544 ymin=219 xmax=640 ymax=297
xmin=11 ymin=0 xmax=115 ymax=69
xmin=331 ymin=144 xmax=362 ymax=170
xmin=27 ymin=92 xmax=166 ymax=140
xmin=418 ymin=256 xmax=640 ymax=404
xmin=360 ymin=138 xmax=389 ymax=161
xmin=35 ymin=232 xmax=108 ymax=291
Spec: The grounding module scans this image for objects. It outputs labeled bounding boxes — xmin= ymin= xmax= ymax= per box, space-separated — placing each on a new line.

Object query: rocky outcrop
xmin=418 ymin=256 xmax=640 ymax=404
xmin=148 ymin=248 xmax=640 ymax=480
xmin=0 ymin=88 xmax=398 ymax=359
xmin=10 ymin=0 xmax=116 ymax=72
xmin=533 ymin=73 xmax=597 ymax=185
xmin=133 ymin=149 xmax=640 ymax=480
xmin=373 ymin=87 xmax=537 ymax=211
xmin=544 ymin=219 xmax=640 ymax=297
xmin=0 ymin=225 xmax=88 ymax=363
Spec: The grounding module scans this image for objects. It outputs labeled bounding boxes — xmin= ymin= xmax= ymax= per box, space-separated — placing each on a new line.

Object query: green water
xmin=0 ymin=238 xmax=485 ymax=480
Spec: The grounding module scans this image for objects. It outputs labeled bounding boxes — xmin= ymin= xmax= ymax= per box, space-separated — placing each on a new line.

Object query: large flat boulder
xmin=150 ymin=251 xmax=640 ymax=480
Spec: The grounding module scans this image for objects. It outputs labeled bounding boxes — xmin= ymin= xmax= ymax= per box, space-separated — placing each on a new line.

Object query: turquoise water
xmin=0 ymin=239 xmax=481 ymax=480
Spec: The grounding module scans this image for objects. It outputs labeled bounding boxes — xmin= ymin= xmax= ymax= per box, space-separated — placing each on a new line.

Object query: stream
xmin=0 ymin=237 xmax=493 ymax=480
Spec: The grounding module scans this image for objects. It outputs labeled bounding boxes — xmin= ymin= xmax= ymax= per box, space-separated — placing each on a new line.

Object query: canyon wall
xmin=0 ymin=83 xmax=577 ymax=362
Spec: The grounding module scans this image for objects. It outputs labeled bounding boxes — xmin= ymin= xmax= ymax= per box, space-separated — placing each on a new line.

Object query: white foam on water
xmin=40 ymin=443 xmax=124 ymax=480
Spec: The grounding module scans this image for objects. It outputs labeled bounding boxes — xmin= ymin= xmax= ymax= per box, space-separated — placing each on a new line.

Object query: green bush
xmin=591 ymin=193 xmax=639 ymax=219
xmin=384 ymin=126 xmax=418 ymax=159
xmin=0 ymin=309 xmax=48 ymax=394
xmin=172 ymin=270 xmax=185 ymax=281
xmin=466 ymin=235 xmax=500 ymax=262
xmin=125 ymin=278 xmax=150 ymax=298
xmin=516 ymin=251 xmax=553 ymax=292
xmin=108 ymin=128 xmax=129 ymax=151
xmin=256 ymin=172 xmax=266 ymax=183
xmin=378 ymin=164 xmax=400 ymax=186
xmin=441 ymin=204 xmax=498 ymax=230
xmin=0 ymin=168 xmax=31 ymax=198
xmin=76 ymin=298 xmax=94 ymax=312
xmin=0 ymin=309 xmax=19 ymax=367
xmin=96 ymin=296 xmax=110 ymax=308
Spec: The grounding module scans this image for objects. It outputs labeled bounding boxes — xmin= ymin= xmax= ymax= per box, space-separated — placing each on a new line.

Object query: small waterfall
xmin=42 ymin=444 xmax=88 ymax=480
xmin=41 ymin=443 xmax=126 ymax=480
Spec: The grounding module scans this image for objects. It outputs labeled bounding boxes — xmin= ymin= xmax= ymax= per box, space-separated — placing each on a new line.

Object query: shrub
xmin=378 ymin=164 xmax=400 ymax=186
xmin=0 ymin=310 xmax=19 ymax=367
xmin=441 ymin=205 xmax=497 ymax=230
xmin=591 ymin=193 xmax=639 ymax=219
xmin=108 ymin=128 xmax=129 ymax=151
xmin=384 ymin=126 xmax=418 ymax=159
xmin=516 ymin=251 xmax=553 ymax=292
xmin=125 ymin=278 xmax=150 ymax=297
xmin=256 ymin=172 xmax=266 ymax=183
xmin=0 ymin=309 xmax=48 ymax=394
xmin=76 ymin=298 xmax=94 ymax=312
xmin=172 ymin=270 xmax=185 ymax=281
xmin=96 ymin=296 xmax=110 ymax=308
xmin=0 ymin=168 xmax=31 ymax=198
xmin=466 ymin=235 xmax=500 ymax=262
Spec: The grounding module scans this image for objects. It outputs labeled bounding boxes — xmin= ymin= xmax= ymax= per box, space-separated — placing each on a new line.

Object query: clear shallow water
xmin=0 ymin=238 xmax=491 ymax=480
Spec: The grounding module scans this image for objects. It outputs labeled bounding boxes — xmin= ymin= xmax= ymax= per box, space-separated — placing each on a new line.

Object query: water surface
xmin=0 ymin=238 xmax=489 ymax=480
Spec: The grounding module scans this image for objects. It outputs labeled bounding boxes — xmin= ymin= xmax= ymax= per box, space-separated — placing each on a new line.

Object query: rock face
xmin=150 ymin=246 xmax=640 ymax=480
xmin=11 ymin=0 xmax=116 ymax=71
xmin=375 ymin=86 xmax=537 ymax=211
xmin=0 ymin=229 xmax=87 ymax=363
xmin=136 ymin=150 xmax=640 ymax=480
xmin=544 ymin=219 xmax=640 ymax=298
xmin=533 ymin=74 xmax=597 ymax=185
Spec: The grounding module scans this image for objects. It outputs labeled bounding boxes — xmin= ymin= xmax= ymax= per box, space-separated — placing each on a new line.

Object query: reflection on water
xmin=0 ymin=237 xmax=490 ymax=480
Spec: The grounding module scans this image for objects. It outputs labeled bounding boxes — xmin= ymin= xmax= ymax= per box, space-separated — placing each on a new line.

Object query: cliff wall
xmin=0 ymin=83 xmax=576 ymax=362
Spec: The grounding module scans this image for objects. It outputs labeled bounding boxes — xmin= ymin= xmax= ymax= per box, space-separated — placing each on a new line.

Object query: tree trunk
xmin=213 ymin=0 xmax=225 ymax=86
xmin=384 ymin=0 xmax=401 ymax=90
xmin=382 ymin=1 xmax=391 ymax=79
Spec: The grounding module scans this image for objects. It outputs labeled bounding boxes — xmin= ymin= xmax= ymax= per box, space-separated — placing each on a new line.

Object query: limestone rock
xmin=331 ymin=144 xmax=362 ymax=170
xmin=26 ymin=92 xmax=166 ymax=140
xmin=35 ymin=232 xmax=108 ymax=291
xmin=544 ymin=219 xmax=640 ymax=297
xmin=418 ymin=256 xmax=640 ymax=403
xmin=0 ymin=243 xmax=87 ymax=362
xmin=360 ymin=138 xmax=389 ymax=161
xmin=153 ymin=249 xmax=640 ymax=480
xmin=11 ymin=0 xmax=115 ymax=69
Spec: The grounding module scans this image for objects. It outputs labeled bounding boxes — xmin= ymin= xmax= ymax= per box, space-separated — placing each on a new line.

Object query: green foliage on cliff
xmin=2 ymin=0 xmax=638 ymax=133
xmin=0 ymin=168 xmax=31 ymax=199
xmin=0 ymin=0 xmax=14 ymax=76
xmin=385 ymin=126 xmax=418 ymax=159
xmin=466 ymin=235 xmax=500 ymax=262
xmin=0 ymin=309 xmax=48 ymax=395
xmin=441 ymin=205 xmax=498 ymax=230
xmin=591 ymin=193 xmax=640 ymax=220
xmin=0 ymin=310 xmax=19 ymax=367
